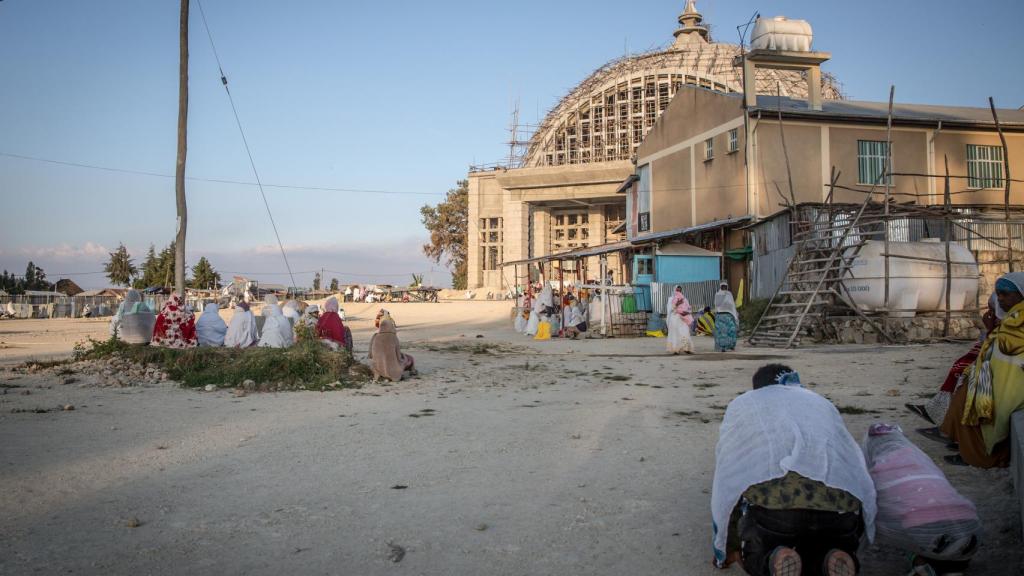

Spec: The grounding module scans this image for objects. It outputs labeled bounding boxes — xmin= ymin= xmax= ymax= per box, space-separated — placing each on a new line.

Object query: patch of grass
xmin=836 ymin=405 xmax=880 ymax=415
xmin=72 ymin=336 xmax=368 ymax=390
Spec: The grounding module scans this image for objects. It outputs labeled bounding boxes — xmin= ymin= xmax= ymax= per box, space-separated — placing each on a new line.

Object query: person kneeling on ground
xmin=712 ymin=364 xmax=876 ymax=576
xmin=563 ymin=295 xmax=587 ymax=339
xmin=317 ymin=297 xmax=353 ymax=352
xmin=368 ymin=315 xmax=415 ymax=381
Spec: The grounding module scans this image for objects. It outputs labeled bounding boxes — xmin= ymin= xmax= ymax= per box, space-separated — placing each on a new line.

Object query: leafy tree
xmin=155 ymin=242 xmax=178 ymax=288
xmin=24 ymin=261 xmax=49 ymax=291
xmin=329 ymin=277 xmax=339 ymax=291
xmin=104 ymin=243 xmax=137 ymax=287
xmin=313 ymin=272 xmax=322 ymax=291
xmin=420 ymin=180 xmax=468 ymax=289
xmin=190 ymin=257 xmax=221 ymax=289
xmin=136 ymin=244 xmax=159 ymax=288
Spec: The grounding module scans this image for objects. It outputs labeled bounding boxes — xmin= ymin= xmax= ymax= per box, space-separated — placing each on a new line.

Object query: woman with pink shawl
xmin=666 ymin=285 xmax=694 ymax=354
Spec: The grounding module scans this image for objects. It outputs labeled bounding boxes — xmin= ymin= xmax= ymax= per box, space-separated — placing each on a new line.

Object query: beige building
xmin=630 ymin=48 xmax=1024 ymax=295
xmin=466 ymin=1 xmax=841 ymax=291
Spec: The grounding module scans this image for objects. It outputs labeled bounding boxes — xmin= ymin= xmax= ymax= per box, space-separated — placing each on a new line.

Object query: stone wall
xmin=823 ymin=315 xmax=981 ymax=344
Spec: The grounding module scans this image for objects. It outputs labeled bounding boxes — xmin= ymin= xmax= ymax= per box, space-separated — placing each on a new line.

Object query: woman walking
xmin=714 ymin=281 xmax=739 ymax=352
xmin=666 ymin=285 xmax=694 ymax=355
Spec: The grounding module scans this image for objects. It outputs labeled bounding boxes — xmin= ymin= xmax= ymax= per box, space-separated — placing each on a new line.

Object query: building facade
xmin=466 ymin=1 xmax=841 ymax=291
xmin=629 ymin=49 xmax=1024 ymax=296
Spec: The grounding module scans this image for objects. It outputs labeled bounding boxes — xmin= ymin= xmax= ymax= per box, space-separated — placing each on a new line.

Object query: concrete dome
xmin=523 ymin=3 xmax=842 ymax=168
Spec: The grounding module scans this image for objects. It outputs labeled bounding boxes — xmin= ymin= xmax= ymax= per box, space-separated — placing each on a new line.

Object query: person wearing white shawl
xmin=713 ymin=281 xmax=739 ymax=352
xmin=711 ymin=364 xmax=875 ymax=575
xmin=195 ymin=303 xmax=227 ymax=346
xmin=109 ymin=289 xmax=145 ymax=337
xmin=258 ymin=295 xmax=294 ymax=348
xmin=524 ymin=287 xmax=544 ymax=336
xmin=282 ymin=300 xmax=301 ymax=326
xmin=224 ymin=302 xmax=258 ymax=348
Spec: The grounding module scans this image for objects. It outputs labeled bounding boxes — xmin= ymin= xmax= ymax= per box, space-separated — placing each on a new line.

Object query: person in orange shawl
xmin=940 ymin=272 xmax=1024 ymax=467
xmin=151 ymin=293 xmax=197 ymax=349
xmin=368 ymin=313 xmax=415 ymax=381
xmin=316 ymin=297 xmax=352 ymax=352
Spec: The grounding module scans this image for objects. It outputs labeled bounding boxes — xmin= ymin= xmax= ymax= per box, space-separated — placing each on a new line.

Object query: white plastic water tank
xmin=842 ymin=240 xmax=979 ymax=318
xmin=750 ymin=16 xmax=814 ymax=52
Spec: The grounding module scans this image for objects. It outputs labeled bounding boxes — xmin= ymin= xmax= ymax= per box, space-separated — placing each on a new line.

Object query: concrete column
xmin=743 ymin=58 xmax=757 ymax=108
xmin=807 ymin=65 xmax=822 ymax=111
xmin=467 ymin=177 xmax=482 ymax=289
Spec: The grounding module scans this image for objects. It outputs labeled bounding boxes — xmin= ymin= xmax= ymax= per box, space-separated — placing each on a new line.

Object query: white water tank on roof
xmin=751 ymin=17 xmax=814 ymax=52
xmin=842 ymin=240 xmax=979 ymax=318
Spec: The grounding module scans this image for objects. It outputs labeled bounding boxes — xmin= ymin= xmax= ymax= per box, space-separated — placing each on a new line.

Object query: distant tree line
xmin=0 ymin=262 xmax=51 ymax=294
xmin=106 ymin=242 xmax=222 ymax=290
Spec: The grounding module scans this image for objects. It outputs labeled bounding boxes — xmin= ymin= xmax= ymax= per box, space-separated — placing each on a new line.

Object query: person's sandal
xmin=823 ymin=549 xmax=856 ymax=576
xmin=916 ymin=427 xmax=949 ymax=444
xmin=768 ymin=546 xmax=802 ymax=576
xmin=943 ymin=454 xmax=969 ymax=466
xmin=905 ymin=403 xmax=934 ymax=424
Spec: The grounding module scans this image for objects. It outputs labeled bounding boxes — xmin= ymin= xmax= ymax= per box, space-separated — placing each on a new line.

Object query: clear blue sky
xmin=1 ymin=0 xmax=1021 ymax=289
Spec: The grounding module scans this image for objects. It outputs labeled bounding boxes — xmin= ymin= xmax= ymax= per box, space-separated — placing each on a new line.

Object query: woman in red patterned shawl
xmin=152 ymin=293 xmax=197 ymax=349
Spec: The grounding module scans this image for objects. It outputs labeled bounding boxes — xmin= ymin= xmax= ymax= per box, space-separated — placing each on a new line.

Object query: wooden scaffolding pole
xmin=990 ymin=97 xmax=1014 ymax=272
xmin=943 ymin=156 xmax=952 ymax=337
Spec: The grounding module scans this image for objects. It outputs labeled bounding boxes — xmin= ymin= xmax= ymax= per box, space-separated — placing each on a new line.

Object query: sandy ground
xmin=0 ymin=301 xmax=1021 ymax=575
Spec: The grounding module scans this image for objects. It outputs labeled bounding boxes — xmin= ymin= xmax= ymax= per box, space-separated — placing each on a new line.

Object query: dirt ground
xmin=1 ymin=301 xmax=1021 ymax=575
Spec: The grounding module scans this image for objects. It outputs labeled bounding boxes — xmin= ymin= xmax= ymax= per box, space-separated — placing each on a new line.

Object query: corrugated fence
xmin=651 ymin=280 xmax=720 ymax=315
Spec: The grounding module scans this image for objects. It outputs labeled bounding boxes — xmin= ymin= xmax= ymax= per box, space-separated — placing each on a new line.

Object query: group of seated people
xmin=109 ymin=290 xmax=416 ymax=382
xmin=903 ymin=272 xmax=1024 ymax=469
xmin=515 ymin=284 xmax=592 ymax=340
xmin=714 ymin=364 xmax=983 ymax=576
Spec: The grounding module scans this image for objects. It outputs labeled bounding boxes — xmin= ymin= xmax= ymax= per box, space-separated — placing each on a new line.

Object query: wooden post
xmin=174 ymin=0 xmax=189 ymax=299
xmin=558 ymin=261 xmax=565 ymax=338
xmin=883 ymin=86 xmax=894 ymax=320
xmin=943 ymin=156 xmax=952 ymax=337
xmin=989 ymin=97 xmax=1014 ymax=272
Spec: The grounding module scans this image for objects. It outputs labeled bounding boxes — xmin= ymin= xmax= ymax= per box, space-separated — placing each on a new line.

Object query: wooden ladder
xmin=749 ymin=195 xmax=890 ymax=348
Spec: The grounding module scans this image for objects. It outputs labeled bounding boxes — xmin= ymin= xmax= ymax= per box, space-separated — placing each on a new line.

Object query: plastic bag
xmin=861 ymin=424 xmax=981 ymax=561
xmin=534 ymin=321 xmax=551 ymax=341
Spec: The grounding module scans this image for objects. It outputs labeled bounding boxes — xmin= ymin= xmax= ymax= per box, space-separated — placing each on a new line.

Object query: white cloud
xmin=17 ymin=241 xmax=110 ymax=260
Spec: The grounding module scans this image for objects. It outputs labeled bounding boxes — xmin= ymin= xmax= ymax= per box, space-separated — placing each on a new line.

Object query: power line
xmin=195 ymin=0 xmax=297 ymax=291
xmin=0 ymin=151 xmax=441 ymax=196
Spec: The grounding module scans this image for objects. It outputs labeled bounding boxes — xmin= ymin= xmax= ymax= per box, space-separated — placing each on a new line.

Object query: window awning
xmin=615 ymin=174 xmax=639 ymax=194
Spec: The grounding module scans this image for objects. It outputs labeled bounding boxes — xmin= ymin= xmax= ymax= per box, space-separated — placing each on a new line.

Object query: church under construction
xmin=466 ymin=1 xmax=842 ymax=291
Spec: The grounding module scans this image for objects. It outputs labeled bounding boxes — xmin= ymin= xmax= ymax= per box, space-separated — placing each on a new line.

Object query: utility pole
xmin=174 ymin=0 xmax=190 ymax=299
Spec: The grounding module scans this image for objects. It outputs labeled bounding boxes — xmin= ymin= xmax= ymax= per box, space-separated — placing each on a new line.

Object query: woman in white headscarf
xmin=282 ymin=300 xmax=302 ymax=326
xmin=225 ymin=302 xmax=259 ymax=348
xmin=714 ymin=281 xmax=739 ymax=352
xmin=258 ymin=294 xmax=294 ymax=348
xmin=195 ymin=302 xmax=227 ymax=346
xmin=666 ymin=285 xmax=694 ymax=354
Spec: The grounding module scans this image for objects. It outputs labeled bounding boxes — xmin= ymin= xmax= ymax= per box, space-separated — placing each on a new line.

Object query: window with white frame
xmin=857 ymin=140 xmax=891 ymax=185
xmin=728 ymin=128 xmax=739 ymax=153
xmin=479 ymin=217 xmax=503 ymax=271
xmin=704 ymin=137 xmax=714 ymax=161
xmin=967 ymin=144 xmax=1004 ymax=189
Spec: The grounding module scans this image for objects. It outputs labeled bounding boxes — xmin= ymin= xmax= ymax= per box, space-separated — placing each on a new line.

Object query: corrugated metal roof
xmin=753 ymin=95 xmax=1024 ymax=128
xmin=630 ymin=215 xmax=753 ymax=244
xmin=501 ymin=240 xmax=636 ymax=267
